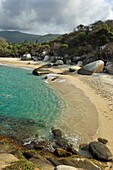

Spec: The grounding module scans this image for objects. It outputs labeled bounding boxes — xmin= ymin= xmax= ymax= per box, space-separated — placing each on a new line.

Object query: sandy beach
xmin=0 ymin=57 xmax=113 ymax=153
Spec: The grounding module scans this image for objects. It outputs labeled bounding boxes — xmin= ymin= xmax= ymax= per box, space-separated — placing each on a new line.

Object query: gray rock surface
xmin=84 ymin=60 xmax=104 ymax=73
xmin=89 ymin=141 xmax=112 ymax=161
xmin=54 ymin=165 xmax=80 ymax=170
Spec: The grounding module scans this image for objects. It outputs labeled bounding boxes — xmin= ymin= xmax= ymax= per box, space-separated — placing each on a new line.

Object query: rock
xmin=49 ymin=156 xmax=103 ymax=170
xmin=34 ymin=141 xmax=48 ymax=150
xmin=32 ymin=68 xmax=39 ymax=76
xmin=66 ymin=59 xmax=71 ymax=65
xmin=77 ymin=68 xmax=93 ymax=75
xmin=46 ymin=74 xmax=58 ymax=81
xmin=54 ymin=148 xmax=72 ymax=157
xmin=89 ymin=141 xmax=112 ymax=161
xmin=0 ymin=153 xmax=18 ymax=169
xmin=54 ymin=165 xmax=79 ymax=170
xmin=105 ymin=62 xmax=113 ymax=74
xmin=97 ymin=138 xmax=108 ymax=144
xmin=67 ymin=147 xmax=79 ymax=155
xmin=55 ymin=138 xmax=70 ymax=149
xmin=84 ymin=60 xmax=104 ymax=73
xmin=29 ymin=155 xmax=55 ymax=170
xmin=43 ymin=55 xmax=50 ymax=62
xmin=76 ymin=61 xmax=83 ymax=67
xmin=32 ymin=68 xmax=51 ymax=76
xmin=55 ymin=60 xmax=64 ymax=65
xmin=69 ymin=68 xmax=76 ymax=72
xmin=52 ymin=128 xmax=62 ymax=138
xmin=21 ymin=53 xmax=32 ymax=60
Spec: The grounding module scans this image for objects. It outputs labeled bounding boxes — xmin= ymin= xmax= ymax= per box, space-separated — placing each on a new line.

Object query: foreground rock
xmin=84 ymin=60 xmax=104 ymax=73
xmin=49 ymin=156 xmax=103 ymax=170
xmin=32 ymin=68 xmax=51 ymax=76
xmin=0 ymin=153 xmax=18 ymax=169
xmin=89 ymin=141 xmax=112 ymax=161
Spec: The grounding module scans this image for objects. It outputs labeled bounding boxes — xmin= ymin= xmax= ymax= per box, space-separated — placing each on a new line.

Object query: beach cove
xmin=0 ymin=58 xmax=113 ymax=153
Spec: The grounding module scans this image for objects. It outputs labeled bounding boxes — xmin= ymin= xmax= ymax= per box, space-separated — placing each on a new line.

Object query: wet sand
xmin=0 ymin=57 xmax=113 ymax=153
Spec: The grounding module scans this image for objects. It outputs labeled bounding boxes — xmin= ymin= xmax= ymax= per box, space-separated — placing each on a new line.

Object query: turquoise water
xmin=0 ymin=65 xmax=63 ymax=142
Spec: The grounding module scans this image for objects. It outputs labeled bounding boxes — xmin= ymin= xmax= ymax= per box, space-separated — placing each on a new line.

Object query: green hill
xmin=0 ymin=31 xmax=60 ymax=43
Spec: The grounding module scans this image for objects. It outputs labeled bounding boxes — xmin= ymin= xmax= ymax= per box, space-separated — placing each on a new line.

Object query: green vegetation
xmin=1 ymin=20 xmax=113 ymax=61
xmin=0 ymin=31 xmax=60 ymax=43
xmin=4 ymin=159 xmax=36 ymax=170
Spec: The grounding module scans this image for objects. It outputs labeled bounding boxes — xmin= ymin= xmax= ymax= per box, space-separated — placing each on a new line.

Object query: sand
xmin=0 ymin=58 xmax=113 ymax=153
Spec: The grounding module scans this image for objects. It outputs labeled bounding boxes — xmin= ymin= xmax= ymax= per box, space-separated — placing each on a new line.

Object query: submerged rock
xmin=89 ymin=141 xmax=112 ymax=161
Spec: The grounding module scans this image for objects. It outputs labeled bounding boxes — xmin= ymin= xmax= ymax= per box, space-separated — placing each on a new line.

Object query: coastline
xmin=0 ymin=58 xmax=113 ymax=154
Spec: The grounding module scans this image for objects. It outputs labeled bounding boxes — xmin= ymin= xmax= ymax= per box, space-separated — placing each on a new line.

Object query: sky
xmin=0 ymin=0 xmax=113 ymax=35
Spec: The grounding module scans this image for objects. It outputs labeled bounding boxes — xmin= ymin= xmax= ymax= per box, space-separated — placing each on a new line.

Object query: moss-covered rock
xmin=4 ymin=159 xmax=36 ymax=170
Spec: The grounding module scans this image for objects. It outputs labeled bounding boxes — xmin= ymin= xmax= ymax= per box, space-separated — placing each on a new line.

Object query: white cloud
xmin=0 ymin=0 xmax=112 ymax=34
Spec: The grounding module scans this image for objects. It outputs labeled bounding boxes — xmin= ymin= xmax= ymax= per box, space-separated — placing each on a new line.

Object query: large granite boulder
xmin=105 ymin=62 xmax=113 ymax=74
xmin=84 ymin=60 xmax=104 ymax=73
xmin=89 ymin=141 xmax=112 ymax=161
xmin=54 ymin=165 xmax=79 ymax=170
xmin=32 ymin=68 xmax=39 ymax=76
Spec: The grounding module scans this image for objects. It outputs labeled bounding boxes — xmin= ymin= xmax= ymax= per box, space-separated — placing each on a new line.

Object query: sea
xmin=0 ymin=65 xmax=64 ymax=143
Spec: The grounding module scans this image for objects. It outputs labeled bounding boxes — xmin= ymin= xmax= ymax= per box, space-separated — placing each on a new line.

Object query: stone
xmin=52 ymin=128 xmax=62 ymax=138
xmin=77 ymin=68 xmax=93 ymax=75
xmin=76 ymin=61 xmax=83 ymax=67
xmin=105 ymin=62 xmax=113 ymax=74
xmin=54 ymin=165 xmax=79 ymax=170
xmin=49 ymin=156 xmax=103 ymax=170
xmin=55 ymin=60 xmax=64 ymax=65
xmin=54 ymin=148 xmax=72 ymax=157
xmin=89 ymin=141 xmax=112 ymax=161
xmin=29 ymin=155 xmax=55 ymax=170
xmin=97 ymin=138 xmax=108 ymax=144
xmin=32 ymin=68 xmax=39 ymax=76
xmin=34 ymin=141 xmax=48 ymax=150
xmin=84 ymin=60 xmax=104 ymax=73
xmin=21 ymin=53 xmax=32 ymax=60
xmin=0 ymin=153 xmax=18 ymax=164
xmin=43 ymin=55 xmax=50 ymax=62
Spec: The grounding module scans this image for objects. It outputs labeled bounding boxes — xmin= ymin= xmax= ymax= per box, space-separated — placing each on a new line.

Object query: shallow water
xmin=0 ymin=65 xmax=63 ymax=141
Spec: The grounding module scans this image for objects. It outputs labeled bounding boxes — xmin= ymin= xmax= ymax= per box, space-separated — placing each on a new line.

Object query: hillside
xmin=0 ymin=31 xmax=60 ymax=43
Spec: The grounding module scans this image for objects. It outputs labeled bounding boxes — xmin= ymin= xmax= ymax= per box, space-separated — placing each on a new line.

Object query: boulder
xmin=84 ymin=60 xmax=104 ymax=73
xmin=34 ymin=141 xmax=48 ymax=150
xmin=76 ymin=61 xmax=83 ymax=67
xmin=43 ymin=55 xmax=50 ymax=62
xmin=77 ymin=68 xmax=93 ymax=75
xmin=54 ymin=165 xmax=79 ymax=170
xmin=54 ymin=148 xmax=72 ymax=157
xmin=32 ymin=68 xmax=39 ymax=76
xmin=89 ymin=141 xmax=112 ymax=161
xmin=55 ymin=60 xmax=64 ymax=65
xmin=21 ymin=53 xmax=32 ymax=60
xmin=105 ymin=62 xmax=113 ymax=74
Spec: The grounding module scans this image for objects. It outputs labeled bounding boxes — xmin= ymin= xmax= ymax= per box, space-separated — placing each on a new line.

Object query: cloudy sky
xmin=0 ymin=0 xmax=113 ymax=35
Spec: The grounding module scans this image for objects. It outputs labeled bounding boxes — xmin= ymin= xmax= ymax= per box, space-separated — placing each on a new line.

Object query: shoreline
xmin=0 ymin=57 xmax=113 ymax=153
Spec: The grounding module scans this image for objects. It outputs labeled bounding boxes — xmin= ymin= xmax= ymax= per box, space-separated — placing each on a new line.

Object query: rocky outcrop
xmin=84 ymin=60 xmax=104 ymax=73
xmin=89 ymin=141 xmax=112 ymax=161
